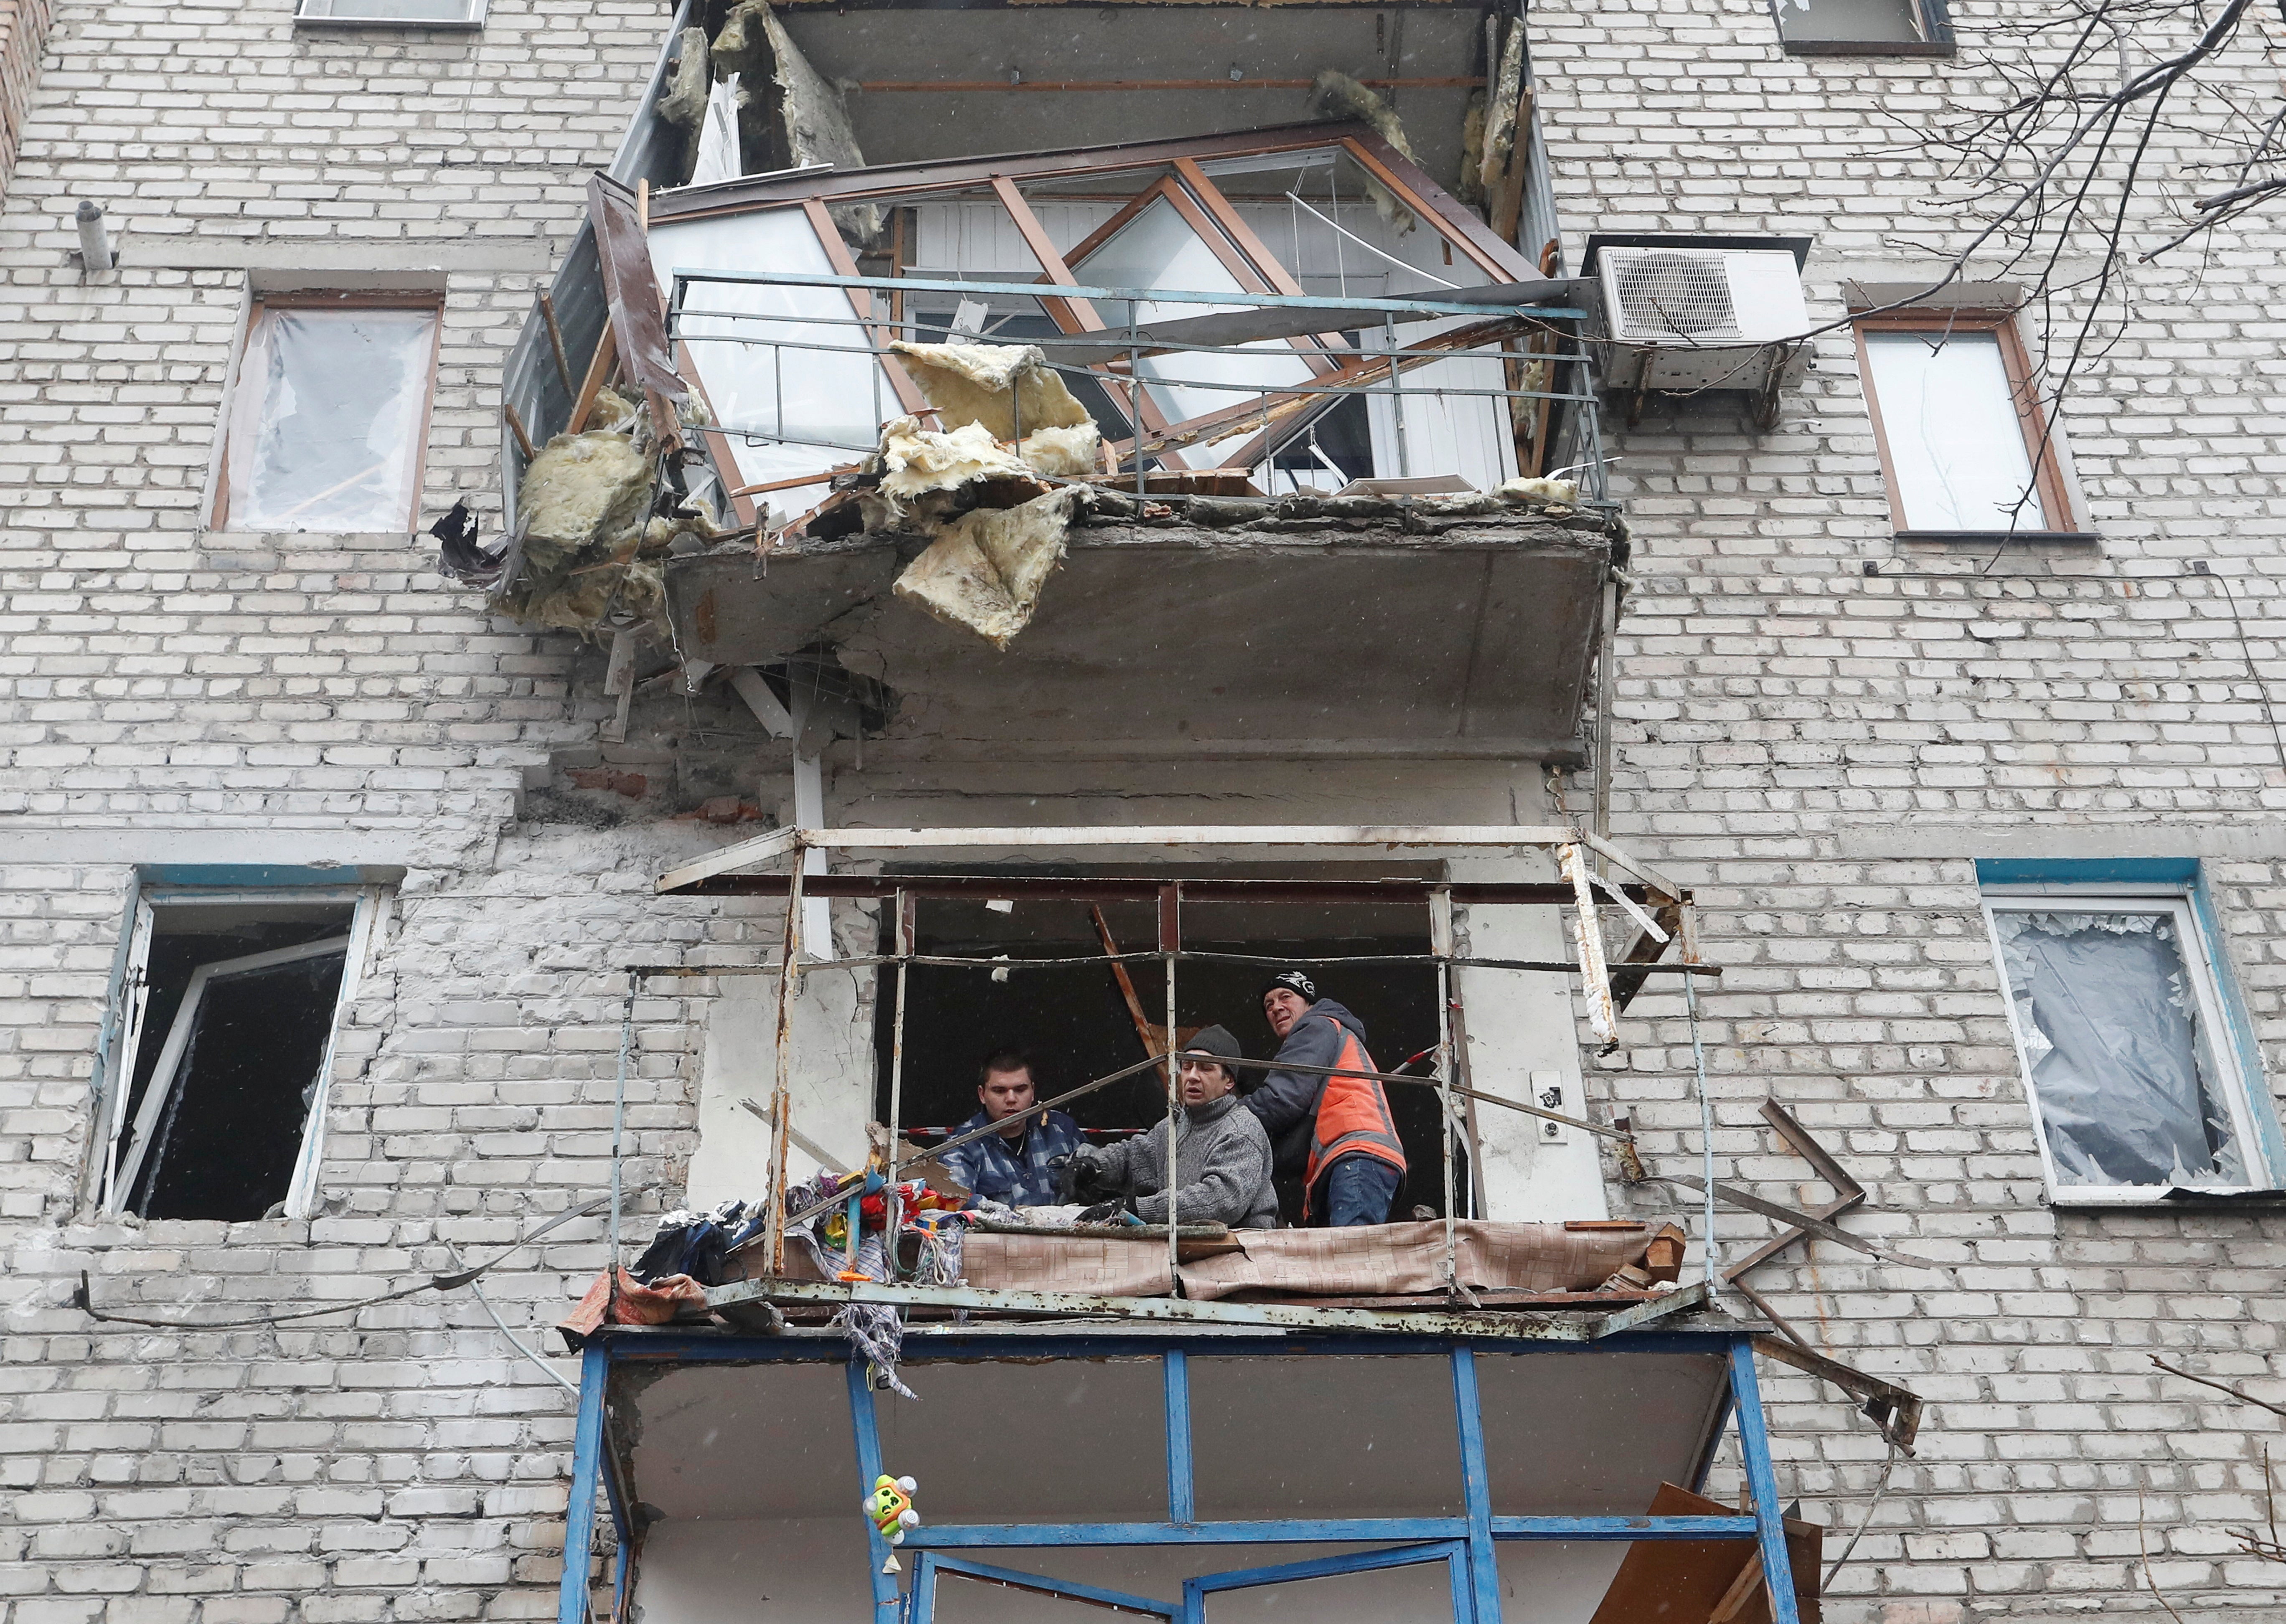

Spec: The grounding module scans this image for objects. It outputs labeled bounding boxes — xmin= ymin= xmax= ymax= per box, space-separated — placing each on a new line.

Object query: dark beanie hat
xmin=1181 ymin=1024 xmax=1244 ymax=1064
xmin=1260 ymin=968 xmax=1318 ymax=1005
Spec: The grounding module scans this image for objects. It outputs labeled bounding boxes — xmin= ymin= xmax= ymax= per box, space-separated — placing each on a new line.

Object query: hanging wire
xmin=449 ymin=1244 xmax=580 ymax=1395
xmin=609 ymin=984 xmax=635 ymax=1304
xmin=1683 ymin=967 xmax=1718 ymax=1293
xmin=1823 ymin=1442 xmax=1905 ymax=1589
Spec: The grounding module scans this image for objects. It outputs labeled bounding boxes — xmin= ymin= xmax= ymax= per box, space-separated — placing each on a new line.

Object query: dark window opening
xmin=873 ymin=887 xmax=1466 ymax=1223
xmin=114 ymin=903 xmax=355 ymax=1222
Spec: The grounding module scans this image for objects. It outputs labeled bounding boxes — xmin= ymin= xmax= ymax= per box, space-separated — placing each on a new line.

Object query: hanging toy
xmin=863 ymin=1473 xmax=919 ymax=1572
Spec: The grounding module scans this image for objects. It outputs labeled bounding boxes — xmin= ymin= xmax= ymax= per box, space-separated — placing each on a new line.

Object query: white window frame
xmin=294 ymin=0 xmax=486 ymax=28
xmin=1980 ymin=883 xmax=2274 ymax=1204
xmin=94 ymin=886 xmax=383 ymax=1222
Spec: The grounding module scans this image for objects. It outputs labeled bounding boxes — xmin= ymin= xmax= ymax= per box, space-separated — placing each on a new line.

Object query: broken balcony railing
xmin=663 ymin=269 xmax=1608 ymax=517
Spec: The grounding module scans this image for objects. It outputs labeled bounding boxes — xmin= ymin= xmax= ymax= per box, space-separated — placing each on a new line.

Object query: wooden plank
xmin=1588 ymin=1484 xmax=1821 ymax=1624
xmin=800 ymin=196 xmax=931 ymax=418
xmin=989 ymin=174 xmax=1109 ymax=334
xmin=651 ymin=122 xmax=1387 ymax=222
xmin=992 ymin=174 xmax=1188 ymax=465
xmin=1338 ymin=132 xmax=1538 ymax=283
xmin=566 ymin=325 xmax=617 ymax=436
xmin=1108 ymin=316 xmax=1529 ymax=464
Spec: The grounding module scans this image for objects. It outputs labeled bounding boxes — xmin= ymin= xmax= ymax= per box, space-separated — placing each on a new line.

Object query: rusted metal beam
xmin=1752 ymin=1335 xmax=1923 ymax=1454
xmin=587 ymin=172 xmax=689 ymax=456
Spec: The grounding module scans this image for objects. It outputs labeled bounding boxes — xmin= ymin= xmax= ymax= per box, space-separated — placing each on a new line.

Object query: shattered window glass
xmin=1991 ymin=903 xmax=2255 ymax=1191
xmin=223 ymin=305 xmax=437 ymax=533
xmin=1859 ymin=327 xmax=2051 ymax=532
xmin=1072 ymin=193 xmax=1319 ymax=467
xmin=651 ymin=207 xmax=896 ymax=513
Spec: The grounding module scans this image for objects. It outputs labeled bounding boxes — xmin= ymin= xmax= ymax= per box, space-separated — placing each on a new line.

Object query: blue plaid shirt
xmin=942 ymin=1109 xmax=1084 ymax=1206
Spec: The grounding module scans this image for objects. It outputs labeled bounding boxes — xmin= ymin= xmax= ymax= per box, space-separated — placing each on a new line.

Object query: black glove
xmin=1051 ymin=1154 xmax=1079 ymax=1202
xmin=1067 ymin=1155 xmax=1112 ymax=1205
xmin=1076 ymin=1198 xmax=1130 ymax=1225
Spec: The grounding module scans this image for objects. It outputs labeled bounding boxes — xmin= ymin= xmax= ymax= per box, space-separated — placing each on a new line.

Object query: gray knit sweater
xmin=1081 ymin=1093 xmax=1279 ymax=1229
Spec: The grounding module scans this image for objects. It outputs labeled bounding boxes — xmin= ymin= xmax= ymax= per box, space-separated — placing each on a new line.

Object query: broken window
xmin=1854 ymin=310 xmax=2073 ymax=537
xmin=215 ymin=297 xmax=440 ymax=533
xmin=93 ymin=888 xmax=380 ymax=1222
xmin=1982 ymin=887 xmax=2275 ymax=1199
xmin=1774 ymin=0 xmax=1951 ymax=51
xmin=646 ymin=129 xmax=1576 ymax=532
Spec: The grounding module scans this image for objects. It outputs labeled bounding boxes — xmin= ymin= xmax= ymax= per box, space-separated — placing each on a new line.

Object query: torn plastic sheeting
xmin=892 ymin=485 xmax=1087 ymax=650
xmin=1995 ymin=910 xmax=2247 ymax=1188
xmin=875 ymin=415 xmax=1032 ymax=509
xmin=887 ymin=340 xmax=1092 ymax=442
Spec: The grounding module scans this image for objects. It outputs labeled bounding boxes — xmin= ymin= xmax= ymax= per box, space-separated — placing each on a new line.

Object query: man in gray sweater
xmin=1067 ymin=1026 xmax=1278 ymax=1229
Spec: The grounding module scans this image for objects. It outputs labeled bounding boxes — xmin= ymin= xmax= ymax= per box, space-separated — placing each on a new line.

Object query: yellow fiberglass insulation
xmin=1016 ymin=421 xmax=1102 ymax=478
xmin=516 ymin=429 xmax=654 ymax=572
xmin=875 ymin=416 xmax=1032 ymax=511
xmin=888 ymin=341 xmax=1092 ymax=444
xmin=892 ymin=485 xmax=1088 ymax=650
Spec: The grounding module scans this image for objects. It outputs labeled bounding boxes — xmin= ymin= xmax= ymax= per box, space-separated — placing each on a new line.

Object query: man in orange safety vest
xmin=1241 ymin=969 xmax=1407 ymax=1226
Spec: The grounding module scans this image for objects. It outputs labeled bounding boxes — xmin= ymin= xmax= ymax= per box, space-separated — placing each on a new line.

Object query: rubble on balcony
xmin=480 ymin=125 xmax=1615 ymax=751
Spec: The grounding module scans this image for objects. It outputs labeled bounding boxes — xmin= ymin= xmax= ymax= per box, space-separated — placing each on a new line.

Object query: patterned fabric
xmin=941 ymin=1109 xmax=1084 ymax=1205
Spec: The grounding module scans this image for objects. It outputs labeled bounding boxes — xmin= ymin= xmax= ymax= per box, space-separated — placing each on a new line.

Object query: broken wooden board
xmin=1588 ymin=1482 xmax=1823 ymax=1624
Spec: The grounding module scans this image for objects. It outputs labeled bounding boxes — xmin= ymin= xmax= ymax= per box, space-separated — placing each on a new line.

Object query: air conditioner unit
xmin=1595 ymin=246 xmax=1810 ymax=396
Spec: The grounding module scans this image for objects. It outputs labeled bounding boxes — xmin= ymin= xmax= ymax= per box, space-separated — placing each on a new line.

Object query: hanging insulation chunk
xmin=892 ymin=486 xmax=1087 ymax=649
xmin=887 ymin=341 xmax=1093 ymax=442
xmin=875 ymin=416 xmax=1034 ymax=510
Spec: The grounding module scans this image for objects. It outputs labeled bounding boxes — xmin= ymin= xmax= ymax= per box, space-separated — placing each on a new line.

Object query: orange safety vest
xmin=1300 ymin=1027 xmax=1408 ymax=1219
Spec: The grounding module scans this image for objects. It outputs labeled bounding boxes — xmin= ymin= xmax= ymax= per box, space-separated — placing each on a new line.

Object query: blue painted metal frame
xmin=555 ymin=1326 xmax=1800 ymax=1624
xmin=557 ymin=1345 xmax=610 ymax=1624
xmin=1181 ymin=1539 xmax=1474 ymax=1624
xmin=909 ymin=1553 xmax=1176 ymax=1621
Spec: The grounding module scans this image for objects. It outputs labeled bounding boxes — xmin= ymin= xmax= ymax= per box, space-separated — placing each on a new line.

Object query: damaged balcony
xmin=485 ymin=116 xmax=1617 ymax=760
xmin=534 ymin=827 xmax=1867 ymax=1624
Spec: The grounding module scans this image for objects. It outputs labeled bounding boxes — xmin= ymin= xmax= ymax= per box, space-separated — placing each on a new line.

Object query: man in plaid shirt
xmin=942 ymin=1049 xmax=1083 ymax=1206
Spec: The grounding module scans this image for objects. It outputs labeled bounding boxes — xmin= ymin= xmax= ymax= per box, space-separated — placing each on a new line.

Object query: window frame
xmin=1773 ymin=0 xmax=1955 ymax=56
xmin=90 ymin=882 xmax=384 ymax=1223
xmin=1852 ymin=307 xmax=2081 ymax=543
xmin=293 ymin=0 xmax=486 ymax=28
xmin=210 ymin=291 xmax=445 ymax=535
xmin=1979 ymin=880 xmax=2280 ymax=1205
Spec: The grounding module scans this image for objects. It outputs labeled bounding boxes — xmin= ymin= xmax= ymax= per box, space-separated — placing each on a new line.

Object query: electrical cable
xmin=2211 ymin=571 xmax=2286 ymax=777
xmin=1822 ymin=1442 xmax=1905 ymax=1590
xmin=72 ymin=1187 xmax=644 ymax=1331
xmin=450 ymin=1244 xmax=581 ymax=1395
xmin=1684 ymin=966 xmax=1718 ymax=1293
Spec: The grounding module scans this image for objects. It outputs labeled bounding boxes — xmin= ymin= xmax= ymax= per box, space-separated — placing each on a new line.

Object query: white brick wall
xmin=1534 ymin=0 xmax=2286 ymax=1614
xmin=6 ymin=0 xmax=2286 ymax=1615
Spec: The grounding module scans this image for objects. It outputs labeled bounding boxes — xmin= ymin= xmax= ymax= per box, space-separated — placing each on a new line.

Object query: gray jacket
xmin=1080 ymin=1093 xmax=1278 ymax=1229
